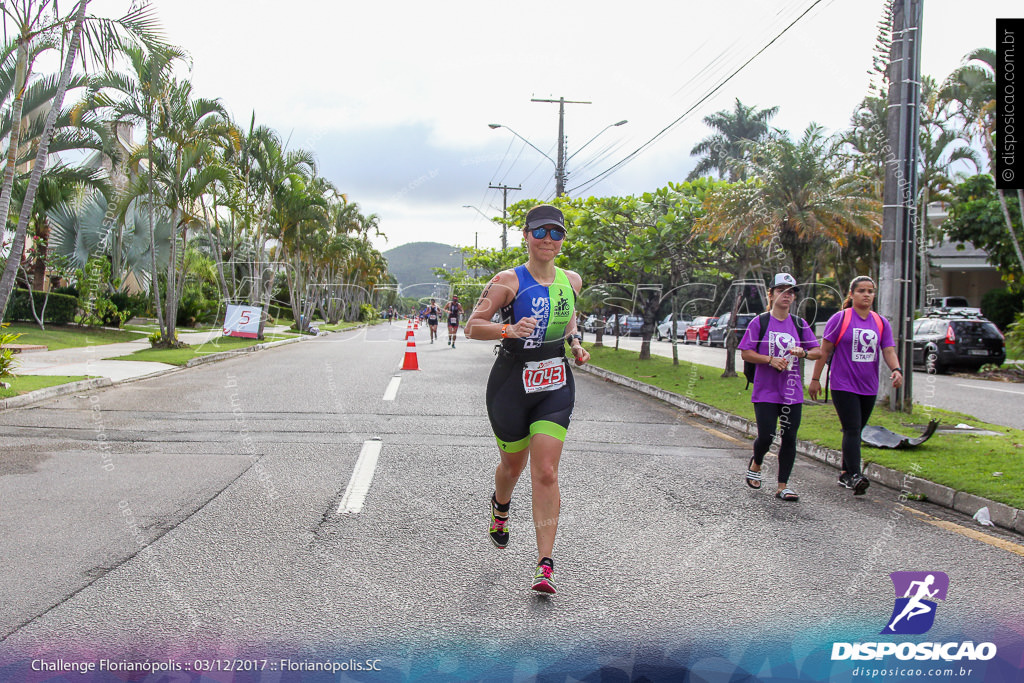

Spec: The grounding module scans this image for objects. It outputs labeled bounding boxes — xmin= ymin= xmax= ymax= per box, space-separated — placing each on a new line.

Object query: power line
xmin=570 ymin=0 xmax=825 ymax=195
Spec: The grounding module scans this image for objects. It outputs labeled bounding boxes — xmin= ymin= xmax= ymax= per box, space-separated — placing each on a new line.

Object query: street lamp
xmin=489 ymin=118 xmax=627 ymax=197
xmin=566 ymin=119 xmax=628 ymax=162
xmin=487 ymin=124 xmax=555 ymax=165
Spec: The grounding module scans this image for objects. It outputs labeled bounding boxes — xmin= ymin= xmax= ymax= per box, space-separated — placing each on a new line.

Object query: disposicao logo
xmin=831 ymin=571 xmax=997 ymax=662
xmin=882 ymin=571 xmax=948 ymax=635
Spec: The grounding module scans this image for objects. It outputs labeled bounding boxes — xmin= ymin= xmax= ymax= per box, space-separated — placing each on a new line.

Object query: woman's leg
xmin=528 ymin=433 xmax=563 ymax=562
xmin=776 ymin=403 xmax=802 ymax=488
xmin=751 ymin=402 xmax=781 ymax=468
xmin=831 ymin=390 xmax=864 ymax=475
xmin=494 ymin=447 xmax=528 ymax=506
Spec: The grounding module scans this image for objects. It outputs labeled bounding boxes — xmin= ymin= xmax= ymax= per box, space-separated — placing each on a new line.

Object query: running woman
xmin=445 ymin=295 xmax=464 ymax=348
xmin=424 ymin=299 xmax=441 ymax=344
xmin=464 ymin=204 xmax=589 ymax=595
xmin=809 ymin=276 xmax=903 ymax=495
xmin=738 ymin=273 xmax=821 ymax=501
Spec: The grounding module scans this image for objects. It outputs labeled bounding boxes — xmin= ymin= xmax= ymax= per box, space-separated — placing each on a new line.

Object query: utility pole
xmin=531 ymin=97 xmax=591 ymax=196
xmin=488 ymin=183 xmax=520 ymax=251
xmin=879 ymin=0 xmax=922 ymax=412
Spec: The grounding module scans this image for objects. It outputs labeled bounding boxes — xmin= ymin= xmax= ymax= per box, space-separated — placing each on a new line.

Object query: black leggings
xmin=831 ymin=390 xmax=876 ymax=475
xmin=752 ymin=402 xmax=802 ymax=485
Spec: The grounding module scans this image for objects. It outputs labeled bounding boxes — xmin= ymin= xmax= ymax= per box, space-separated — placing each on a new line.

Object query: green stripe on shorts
xmin=530 ymin=420 xmax=567 ymax=442
xmin=496 ymin=434 xmax=531 ymax=453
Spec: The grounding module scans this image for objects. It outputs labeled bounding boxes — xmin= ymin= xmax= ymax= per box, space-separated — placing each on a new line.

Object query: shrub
xmin=0 ymin=322 xmax=22 ymax=382
xmin=1007 ymin=312 xmax=1024 ymax=351
xmin=981 ymin=287 xmax=1024 ymax=330
xmin=359 ymin=303 xmax=377 ymax=322
xmin=109 ymin=291 xmax=151 ymax=320
xmin=1 ymin=289 xmax=77 ymax=324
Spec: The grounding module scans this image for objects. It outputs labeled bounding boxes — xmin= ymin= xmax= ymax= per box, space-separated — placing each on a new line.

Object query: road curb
xmin=0 ymin=377 xmax=113 ymax=410
xmin=576 ymin=361 xmax=1024 ymax=535
xmin=184 ymin=334 xmax=307 ymax=367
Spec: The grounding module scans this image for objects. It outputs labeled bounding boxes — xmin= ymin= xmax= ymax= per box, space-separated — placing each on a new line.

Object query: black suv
xmin=707 ymin=312 xmax=757 ymax=348
xmin=912 ymin=314 xmax=1005 ymax=374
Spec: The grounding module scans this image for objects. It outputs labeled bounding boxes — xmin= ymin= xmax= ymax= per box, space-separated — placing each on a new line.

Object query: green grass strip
xmin=583 ymin=343 xmax=1024 ymax=509
xmin=0 ymin=375 xmax=91 ymax=398
xmin=5 ymin=323 xmax=145 ymax=350
xmin=109 ymin=334 xmax=298 ymax=366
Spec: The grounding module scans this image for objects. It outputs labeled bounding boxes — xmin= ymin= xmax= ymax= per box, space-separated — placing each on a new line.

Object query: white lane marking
xmin=954 ymin=383 xmax=1024 ymax=396
xmin=382 ymin=376 xmax=402 ymax=401
xmin=337 ymin=439 xmax=382 ymax=515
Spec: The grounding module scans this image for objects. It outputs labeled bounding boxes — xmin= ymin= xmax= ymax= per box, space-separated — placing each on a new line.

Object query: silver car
xmin=656 ymin=313 xmax=692 ymax=341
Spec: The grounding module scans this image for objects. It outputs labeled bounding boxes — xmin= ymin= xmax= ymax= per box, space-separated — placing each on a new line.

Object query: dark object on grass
xmin=861 ymin=420 xmax=940 ymax=449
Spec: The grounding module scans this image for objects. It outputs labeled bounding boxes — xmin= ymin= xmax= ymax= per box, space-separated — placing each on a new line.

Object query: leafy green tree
xmin=89 ymin=40 xmax=186 ymax=339
xmin=0 ymin=0 xmax=162 ymax=319
xmin=702 ymin=124 xmax=881 ymax=284
xmin=943 ymin=174 xmax=1023 ymax=284
xmin=687 ymin=98 xmax=779 ymax=182
xmin=940 ymin=47 xmax=1024 ymax=276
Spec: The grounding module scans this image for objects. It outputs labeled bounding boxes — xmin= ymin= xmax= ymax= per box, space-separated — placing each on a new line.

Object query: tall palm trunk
xmin=996 ymin=189 xmax=1024 ymax=276
xmin=0 ymin=2 xmax=90 ymax=318
xmin=147 ymin=123 xmax=165 ymax=337
xmin=0 ymin=40 xmax=32 ymax=316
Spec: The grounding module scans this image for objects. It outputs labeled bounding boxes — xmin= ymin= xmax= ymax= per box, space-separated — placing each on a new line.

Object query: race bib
xmin=522 ymin=358 xmax=566 ymax=394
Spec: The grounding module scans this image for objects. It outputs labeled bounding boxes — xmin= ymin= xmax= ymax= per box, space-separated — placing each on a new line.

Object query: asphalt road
xmin=1 ymin=324 xmax=1022 ymax=679
xmin=603 ymin=333 xmax=1024 ymax=430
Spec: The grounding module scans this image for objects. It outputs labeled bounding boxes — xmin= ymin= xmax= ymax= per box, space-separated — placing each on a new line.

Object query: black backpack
xmin=743 ymin=312 xmax=805 ymax=389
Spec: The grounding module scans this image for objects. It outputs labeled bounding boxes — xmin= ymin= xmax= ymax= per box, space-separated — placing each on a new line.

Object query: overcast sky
xmin=86 ymin=0 xmax=1020 ymax=253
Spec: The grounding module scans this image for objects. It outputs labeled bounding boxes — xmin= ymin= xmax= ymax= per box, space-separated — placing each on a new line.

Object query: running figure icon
xmin=887 ymin=574 xmax=938 ymax=632
xmin=881 ymin=571 xmax=949 ymax=635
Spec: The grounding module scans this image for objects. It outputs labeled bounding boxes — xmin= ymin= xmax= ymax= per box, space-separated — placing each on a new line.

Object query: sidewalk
xmin=2 ymin=325 xmax=301 ymax=409
xmin=13 ymin=328 xmax=235 ymax=382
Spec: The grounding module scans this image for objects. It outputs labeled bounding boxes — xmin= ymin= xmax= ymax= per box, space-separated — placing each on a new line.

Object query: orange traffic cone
xmin=414 ymin=318 xmax=419 ymax=330
xmin=401 ymin=331 xmax=419 ymax=370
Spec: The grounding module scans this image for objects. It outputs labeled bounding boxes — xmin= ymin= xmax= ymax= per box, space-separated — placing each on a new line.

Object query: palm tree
xmin=687 ymin=98 xmax=779 ymax=182
xmin=0 ymin=38 xmax=110 ymax=290
xmin=89 ymin=40 xmax=186 ymax=340
xmin=120 ymin=79 xmax=232 ymax=340
xmin=699 ymin=124 xmax=881 ymax=284
xmin=940 ymin=47 xmax=1024 ymax=275
xmin=0 ymin=0 xmax=163 ymax=318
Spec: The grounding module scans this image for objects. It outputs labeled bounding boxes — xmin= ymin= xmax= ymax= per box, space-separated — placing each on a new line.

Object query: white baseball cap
xmin=772 ymin=273 xmax=798 ymax=289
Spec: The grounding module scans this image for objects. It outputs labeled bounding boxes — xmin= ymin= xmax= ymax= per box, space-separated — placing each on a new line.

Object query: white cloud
xmin=79 ymin=0 xmax=1018 ymax=251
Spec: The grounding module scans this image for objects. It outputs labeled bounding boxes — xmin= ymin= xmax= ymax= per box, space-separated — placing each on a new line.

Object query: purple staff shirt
xmin=822 ymin=309 xmax=895 ymax=395
xmin=739 ymin=314 xmax=820 ymax=405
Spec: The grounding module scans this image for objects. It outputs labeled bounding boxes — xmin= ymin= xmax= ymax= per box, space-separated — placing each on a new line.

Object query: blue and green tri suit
xmin=486 ymin=265 xmax=577 ymax=453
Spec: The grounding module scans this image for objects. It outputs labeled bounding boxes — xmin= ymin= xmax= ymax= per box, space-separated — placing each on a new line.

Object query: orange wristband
xmin=500 ymin=324 xmax=509 ymax=339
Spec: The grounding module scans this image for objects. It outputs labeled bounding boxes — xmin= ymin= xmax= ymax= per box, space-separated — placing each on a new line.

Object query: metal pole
xmin=489 ymin=184 xmax=520 ymax=251
xmin=531 ymin=97 xmax=590 ymax=197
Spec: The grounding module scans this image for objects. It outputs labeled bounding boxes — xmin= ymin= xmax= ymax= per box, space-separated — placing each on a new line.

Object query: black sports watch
xmin=567 ymin=333 xmax=583 ymax=345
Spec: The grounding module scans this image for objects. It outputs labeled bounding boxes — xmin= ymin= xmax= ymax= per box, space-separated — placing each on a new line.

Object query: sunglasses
xmin=529 ymin=226 xmax=565 ymax=241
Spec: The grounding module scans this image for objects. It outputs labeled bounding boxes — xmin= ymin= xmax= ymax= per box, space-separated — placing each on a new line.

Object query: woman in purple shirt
xmin=809 ymin=276 xmax=904 ymax=495
xmin=739 ymin=273 xmax=822 ymax=501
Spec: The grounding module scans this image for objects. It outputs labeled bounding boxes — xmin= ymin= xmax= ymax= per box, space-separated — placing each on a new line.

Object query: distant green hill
xmin=383 ymin=241 xmax=470 ymax=289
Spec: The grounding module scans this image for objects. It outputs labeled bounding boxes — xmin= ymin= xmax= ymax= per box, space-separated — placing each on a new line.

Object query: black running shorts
xmin=485 ymin=353 xmax=575 ymax=453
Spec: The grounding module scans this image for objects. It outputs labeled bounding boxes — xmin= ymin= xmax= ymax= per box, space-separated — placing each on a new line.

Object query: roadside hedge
xmin=1 ymin=288 xmax=77 ymax=324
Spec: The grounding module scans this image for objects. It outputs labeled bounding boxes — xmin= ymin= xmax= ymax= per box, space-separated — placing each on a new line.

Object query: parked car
xmin=684 ymin=316 xmax=718 ymax=345
xmin=707 ymin=312 xmax=758 ymax=348
xmin=912 ymin=314 xmax=1005 ymax=374
xmin=656 ymin=313 xmax=693 ymax=341
xmin=617 ymin=315 xmax=645 ymax=336
xmin=582 ymin=314 xmax=604 ymax=333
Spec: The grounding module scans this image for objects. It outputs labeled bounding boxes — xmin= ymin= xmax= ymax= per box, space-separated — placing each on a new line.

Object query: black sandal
xmin=745 ymin=456 xmax=762 ymax=489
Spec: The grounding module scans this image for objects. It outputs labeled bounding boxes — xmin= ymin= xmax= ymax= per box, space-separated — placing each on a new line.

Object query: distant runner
xmin=445 ymin=295 xmax=464 ymax=348
xmin=424 ymin=299 xmax=441 ymax=344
